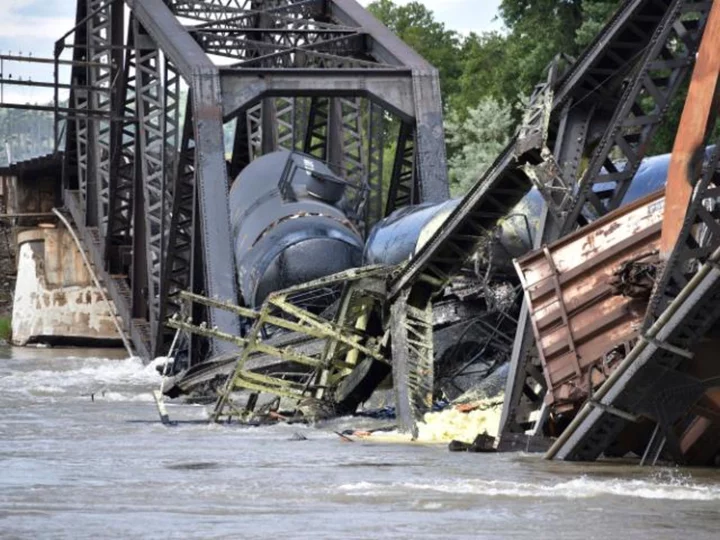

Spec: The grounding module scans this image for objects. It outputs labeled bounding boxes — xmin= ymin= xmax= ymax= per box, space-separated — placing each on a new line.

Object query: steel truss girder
xmin=549 ymin=6 xmax=720 ymax=463
xmin=328 ymin=97 xmax=366 ymax=221
xmin=549 ymin=253 xmax=720 ymax=462
xmin=365 ymin=101 xmax=385 ymax=231
xmin=195 ymin=266 xmax=391 ymax=423
xmin=501 ymin=0 xmax=713 ymax=443
xmin=233 ymin=48 xmax=393 ymax=69
xmin=170 ymin=0 xmax=261 ymax=21
xmin=135 ymin=20 xmax=176 ymax=352
xmin=62 ymin=2 xmax=158 ymax=357
xmin=172 ymin=0 xmax=434 ymax=66
xmin=73 ymin=87 xmax=91 ymax=218
xmin=382 ymin=0 xmax=713 ymax=435
xmin=386 ymin=121 xmax=417 ymax=215
xmin=105 ymin=12 xmax=135 ymax=270
xmin=67 ymin=2 xmax=96 ymax=222
xmin=275 ymin=96 xmax=296 ymax=150
xmin=128 ymin=0 xmax=446 ymax=360
xmin=58 ymin=0 xmax=448 ymax=360
xmin=62 ymin=0 xmax=89 ymax=195
xmin=646 ymin=166 xmax=720 ymax=330
xmin=335 ymin=97 xmax=364 ymax=185
xmin=158 ymin=98 xmax=198 ymax=351
xmin=229 ymin=105 xmax=253 ymax=177
xmin=499 ymin=93 xmax=591 ymax=439
xmin=87 ymin=0 xmax=121 ymax=234
xmin=128 ymin=0 xmax=242 ymax=355
xmin=497 ymin=209 xmax=552 ymax=439
xmin=391 ymin=290 xmax=434 ymax=439
xmin=560 ymin=0 xmax=712 ymax=234
xmin=219 ymin=67 xmax=442 ymax=223
xmin=505 ymin=0 xmax=718 ymax=457
xmin=219 ymin=70 xmax=416 ymax=119
xmin=201 ymin=0 xmax=447 ymax=211
xmin=188 ymin=2 xmax=334 ymax=30
xmin=191 ymin=29 xmax=367 ymax=62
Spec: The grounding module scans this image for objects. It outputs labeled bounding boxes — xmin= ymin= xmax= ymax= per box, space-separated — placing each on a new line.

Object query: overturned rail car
xmin=166 ymin=151 xmax=677 ymax=424
xmin=518 ymin=183 xmax=720 ymax=465
xmin=230 ymin=150 xmax=365 ymax=309
xmin=515 ymin=191 xmax=664 ymax=421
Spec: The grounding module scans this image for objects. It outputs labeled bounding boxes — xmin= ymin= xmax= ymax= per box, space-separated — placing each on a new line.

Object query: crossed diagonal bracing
xmin=210 ymin=0 xmax=449 ymax=207
xmin=162 ymin=266 xmax=392 ymax=423
xmin=57 ymin=0 xmax=448 ymax=360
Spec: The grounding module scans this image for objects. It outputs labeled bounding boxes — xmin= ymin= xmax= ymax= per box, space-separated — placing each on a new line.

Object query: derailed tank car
xmin=229 ymin=150 xmax=364 ymax=308
xmin=167 ymin=149 xmax=687 ymax=409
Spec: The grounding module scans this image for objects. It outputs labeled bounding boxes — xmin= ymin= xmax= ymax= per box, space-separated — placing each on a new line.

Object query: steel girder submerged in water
xmin=165 ymin=265 xmax=394 ymax=422
xmin=473 ymin=0 xmax=720 ymax=465
xmin=543 ymin=0 xmax=720 ymax=466
xmin=148 ymin=0 xmax=720 ymax=464
xmin=379 ymin=0 xmax=719 ymax=439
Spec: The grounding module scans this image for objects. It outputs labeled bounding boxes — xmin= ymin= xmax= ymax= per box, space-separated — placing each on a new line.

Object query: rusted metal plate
xmin=661 ymin=0 xmax=720 ymax=258
xmin=678 ymin=341 xmax=720 ymax=465
xmin=515 ymin=191 xmax=665 ymax=412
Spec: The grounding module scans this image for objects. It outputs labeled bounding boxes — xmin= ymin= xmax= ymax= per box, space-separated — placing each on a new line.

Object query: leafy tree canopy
xmin=367 ymin=0 xmax=463 ymax=100
xmin=367 ymin=1 xmax=677 ymax=193
xmin=445 ymin=98 xmax=514 ymax=195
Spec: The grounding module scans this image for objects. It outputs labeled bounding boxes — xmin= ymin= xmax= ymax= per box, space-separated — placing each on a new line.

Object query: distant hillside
xmin=0 ymin=103 xmax=237 ymax=168
xmin=0 ymin=107 xmax=55 ymax=167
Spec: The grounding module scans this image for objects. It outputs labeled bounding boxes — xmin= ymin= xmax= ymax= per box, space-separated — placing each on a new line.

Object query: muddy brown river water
xmin=1 ymin=347 xmax=720 ymax=539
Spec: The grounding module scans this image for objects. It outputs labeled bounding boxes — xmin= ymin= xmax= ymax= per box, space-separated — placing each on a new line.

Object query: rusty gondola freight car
xmin=515 ymin=191 xmax=665 ymax=422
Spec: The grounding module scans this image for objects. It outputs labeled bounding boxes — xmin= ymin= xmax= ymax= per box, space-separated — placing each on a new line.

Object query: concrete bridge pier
xmin=11 ymin=226 xmax=121 ymax=347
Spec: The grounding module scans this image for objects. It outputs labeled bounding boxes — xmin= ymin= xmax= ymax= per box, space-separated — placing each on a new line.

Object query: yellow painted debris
xmin=358 ymin=396 xmax=504 ymax=444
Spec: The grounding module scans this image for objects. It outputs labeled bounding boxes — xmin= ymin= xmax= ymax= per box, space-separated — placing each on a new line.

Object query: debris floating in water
xmin=416 ymin=398 xmax=504 ymax=444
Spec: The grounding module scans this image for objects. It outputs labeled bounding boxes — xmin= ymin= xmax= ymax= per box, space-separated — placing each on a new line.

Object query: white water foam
xmin=336 ymin=476 xmax=720 ymax=501
xmin=93 ymin=391 xmax=156 ymax=402
xmin=0 ymin=356 xmax=161 ymax=400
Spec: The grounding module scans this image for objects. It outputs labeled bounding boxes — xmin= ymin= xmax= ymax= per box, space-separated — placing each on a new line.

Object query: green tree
xmin=452 ymin=32 xmax=514 ymax=115
xmin=576 ymin=1 xmax=620 ymax=47
xmin=451 ymin=1 xmax=621 ymax=119
xmin=497 ymin=0 xmax=584 ymax=96
xmin=445 ymin=98 xmax=514 ymax=196
xmin=367 ymin=0 xmax=463 ymax=100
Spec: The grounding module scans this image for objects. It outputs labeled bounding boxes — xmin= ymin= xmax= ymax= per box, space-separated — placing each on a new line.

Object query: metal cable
xmin=52 ymin=208 xmax=134 ymax=358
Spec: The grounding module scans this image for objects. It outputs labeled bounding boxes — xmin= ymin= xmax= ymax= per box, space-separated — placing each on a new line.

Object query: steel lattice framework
xmin=55 ymin=0 xmax=449 ymax=360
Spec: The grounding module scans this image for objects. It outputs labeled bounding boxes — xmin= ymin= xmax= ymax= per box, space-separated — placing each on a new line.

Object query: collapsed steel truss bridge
xmin=5 ymin=0 xmax=449 ymax=360
xmin=4 ymin=0 xmax=720 ymax=464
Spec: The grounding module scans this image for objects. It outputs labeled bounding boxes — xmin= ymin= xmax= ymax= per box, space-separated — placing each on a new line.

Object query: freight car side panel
xmin=514 ymin=191 xmax=665 ymax=412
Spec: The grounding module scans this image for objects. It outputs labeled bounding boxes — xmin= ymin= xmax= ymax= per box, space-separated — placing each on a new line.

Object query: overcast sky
xmin=365 ymin=0 xmax=503 ymax=34
xmin=0 ymin=0 xmax=502 ymax=104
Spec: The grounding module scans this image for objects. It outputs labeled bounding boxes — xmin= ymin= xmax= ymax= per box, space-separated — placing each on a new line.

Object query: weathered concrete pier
xmin=12 ymin=227 xmax=120 ymax=346
xmin=0 ymin=154 xmax=118 ymax=347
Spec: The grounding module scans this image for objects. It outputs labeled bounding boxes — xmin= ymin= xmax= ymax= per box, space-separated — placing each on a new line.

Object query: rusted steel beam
xmin=660 ymin=0 xmax=720 ymax=259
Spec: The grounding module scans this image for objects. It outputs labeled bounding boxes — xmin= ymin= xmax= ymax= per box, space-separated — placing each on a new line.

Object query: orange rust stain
xmin=661 ymin=0 xmax=720 ymax=258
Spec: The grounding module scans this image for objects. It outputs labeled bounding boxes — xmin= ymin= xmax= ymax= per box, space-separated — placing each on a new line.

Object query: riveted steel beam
xmin=219 ymin=69 xmax=416 ymax=120
xmin=127 ymin=0 xmax=241 ymax=354
xmin=660 ymin=0 xmax=720 ymax=259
